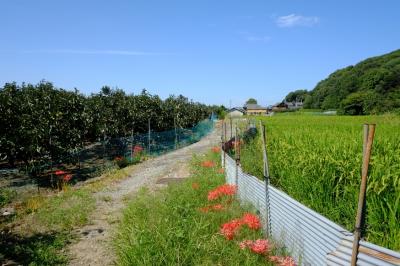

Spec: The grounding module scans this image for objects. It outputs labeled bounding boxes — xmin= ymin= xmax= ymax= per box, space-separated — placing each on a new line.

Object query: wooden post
xmin=351 ymin=124 xmax=376 ymax=266
xmin=260 ymin=121 xmax=271 ymax=236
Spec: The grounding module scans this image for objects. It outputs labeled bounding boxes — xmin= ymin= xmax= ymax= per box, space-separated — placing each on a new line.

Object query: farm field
xmin=240 ymin=114 xmax=400 ymax=251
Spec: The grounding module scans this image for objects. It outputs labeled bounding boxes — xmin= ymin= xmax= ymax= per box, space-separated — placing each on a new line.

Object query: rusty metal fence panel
xmin=222 ymin=151 xmax=400 ymax=266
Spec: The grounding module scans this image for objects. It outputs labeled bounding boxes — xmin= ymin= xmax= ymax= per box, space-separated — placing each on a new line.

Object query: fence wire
xmin=1 ymin=119 xmax=214 ymax=190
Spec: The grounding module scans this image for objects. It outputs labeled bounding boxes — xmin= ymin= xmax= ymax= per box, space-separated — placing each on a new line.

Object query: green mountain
xmin=303 ymin=49 xmax=400 ymax=114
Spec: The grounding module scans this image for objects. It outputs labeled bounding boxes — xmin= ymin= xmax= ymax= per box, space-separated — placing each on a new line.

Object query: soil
xmin=67 ymin=122 xmax=221 ymax=266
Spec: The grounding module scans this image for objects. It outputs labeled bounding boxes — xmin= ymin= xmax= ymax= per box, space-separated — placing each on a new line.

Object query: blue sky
xmin=1 ymin=0 xmax=399 ymax=107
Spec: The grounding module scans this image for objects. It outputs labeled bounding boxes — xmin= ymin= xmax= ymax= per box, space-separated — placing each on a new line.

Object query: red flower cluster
xmin=55 ymin=170 xmax=66 ymax=176
xmin=239 ymin=239 xmax=272 ymax=254
xmin=269 ymin=256 xmax=297 ymax=266
xmin=114 ymin=156 xmax=123 ymax=161
xmin=220 ymin=219 xmax=243 ymax=240
xmin=55 ymin=169 xmax=72 ymax=183
xmin=217 ymin=168 xmax=224 ymax=174
xmin=201 ymin=160 xmax=216 ymax=168
xmin=199 ymin=204 xmax=224 ymax=213
xmin=207 ymin=184 xmax=237 ymax=201
xmin=219 ymin=212 xmax=260 ymax=240
xmin=211 ymin=146 xmax=221 ymax=153
xmin=63 ymin=174 xmax=72 ymax=182
xmin=132 ymin=145 xmax=144 ymax=154
xmin=241 ymin=213 xmax=261 ymax=230
xmin=191 ymin=182 xmax=200 ymax=190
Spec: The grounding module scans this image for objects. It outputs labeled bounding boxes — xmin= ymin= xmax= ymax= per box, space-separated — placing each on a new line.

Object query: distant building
xmin=285 ymin=100 xmax=304 ymax=110
xmin=272 ymin=102 xmax=288 ymax=112
xmin=227 ymin=107 xmax=245 ymax=117
xmin=243 ymin=103 xmax=268 ymax=115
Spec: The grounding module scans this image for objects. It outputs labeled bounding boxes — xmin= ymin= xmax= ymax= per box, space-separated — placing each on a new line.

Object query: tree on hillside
xmin=285 ymin=89 xmax=309 ymax=102
xmin=300 ymin=49 xmax=400 ymax=114
xmin=246 ymin=98 xmax=257 ymax=104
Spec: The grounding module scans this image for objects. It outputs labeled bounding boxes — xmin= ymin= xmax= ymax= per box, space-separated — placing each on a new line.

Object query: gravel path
xmin=67 ymin=122 xmax=221 ymax=266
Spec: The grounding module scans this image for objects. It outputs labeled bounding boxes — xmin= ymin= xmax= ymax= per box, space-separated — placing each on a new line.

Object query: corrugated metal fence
xmin=222 ymin=152 xmax=400 ymax=266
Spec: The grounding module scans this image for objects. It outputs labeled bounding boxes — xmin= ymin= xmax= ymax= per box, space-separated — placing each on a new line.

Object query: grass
xmin=0 ymin=159 xmax=144 ymax=265
xmin=0 ymin=188 xmax=17 ymax=208
xmin=1 ymin=187 xmax=95 ymax=265
xmin=240 ymin=114 xmax=400 ymax=251
xmin=114 ymin=150 xmax=291 ymax=266
xmin=32 ymin=188 xmax=95 ymax=231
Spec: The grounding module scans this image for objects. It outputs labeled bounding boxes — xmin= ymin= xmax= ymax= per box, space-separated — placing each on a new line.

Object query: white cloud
xmin=276 ymin=14 xmax=319 ymax=28
xmin=21 ymin=49 xmax=166 ymax=56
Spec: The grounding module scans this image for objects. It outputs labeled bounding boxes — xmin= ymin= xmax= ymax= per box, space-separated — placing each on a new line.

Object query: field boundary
xmin=221 ymin=151 xmax=400 ymax=265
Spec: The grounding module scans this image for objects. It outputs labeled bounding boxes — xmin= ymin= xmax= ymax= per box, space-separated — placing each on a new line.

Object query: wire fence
xmin=1 ymin=119 xmax=214 ymax=190
xmin=221 ymin=122 xmax=400 ymax=266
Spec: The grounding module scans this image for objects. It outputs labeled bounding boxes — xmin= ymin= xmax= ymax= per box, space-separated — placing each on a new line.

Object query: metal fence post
xmin=148 ymin=118 xmax=151 ymax=153
xmin=230 ymin=117 xmax=233 ymax=139
xmin=260 ymin=121 xmax=271 ymax=237
xmin=235 ymin=126 xmax=240 ymax=187
xmin=351 ymin=124 xmax=376 ymax=266
xmin=223 ymin=122 xmax=227 ymax=169
xmin=130 ymin=128 xmax=134 ymax=162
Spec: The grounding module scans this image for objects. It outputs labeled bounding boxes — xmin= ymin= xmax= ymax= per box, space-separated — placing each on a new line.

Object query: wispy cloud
xmin=276 ymin=14 xmax=319 ymax=28
xmin=21 ymin=49 xmax=167 ymax=56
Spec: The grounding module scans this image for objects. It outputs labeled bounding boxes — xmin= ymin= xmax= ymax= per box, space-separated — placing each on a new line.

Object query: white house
xmin=226 ymin=107 xmax=245 ymax=117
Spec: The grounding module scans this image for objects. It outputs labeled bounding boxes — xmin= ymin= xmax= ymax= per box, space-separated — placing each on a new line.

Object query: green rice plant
xmin=240 ymin=114 xmax=400 ymax=251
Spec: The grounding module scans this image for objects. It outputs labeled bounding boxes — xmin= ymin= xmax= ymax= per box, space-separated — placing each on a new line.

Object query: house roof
xmin=273 ymin=102 xmax=288 ymax=108
xmin=244 ymin=103 xmax=268 ymax=110
xmin=228 ymin=107 xmax=245 ymax=113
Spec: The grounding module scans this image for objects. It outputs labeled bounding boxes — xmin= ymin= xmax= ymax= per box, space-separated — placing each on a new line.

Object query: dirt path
xmin=67 ymin=123 xmax=221 ymax=266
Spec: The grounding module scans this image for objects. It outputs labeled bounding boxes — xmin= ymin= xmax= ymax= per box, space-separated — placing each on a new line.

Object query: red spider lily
xmin=219 ymin=213 xmax=261 ymax=240
xmin=241 ymin=213 xmax=261 ymax=230
xmin=207 ymin=184 xmax=237 ymax=201
xmin=217 ymin=168 xmax=224 ymax=174
xmin=239 ymin=239 xmax=272 ymax=254
xmin=55 ymin=170 xmax=67 ymax=176
xmin=191 ymin=182 xmax=200 ymax=190
xmin=211 ymin=146 xmax=221 ymax=153
xmin=132 ymin=145 xmax=144 ymax=154
xmin=201 ymin=160 xmax=215 ymax=168
xmin=63 ymin=174 xmax=72 ymax=182
xmin=269 ymin=256 xmax=297 ymax=266
xmin=220 ymin=219 xmax=243 ymax=240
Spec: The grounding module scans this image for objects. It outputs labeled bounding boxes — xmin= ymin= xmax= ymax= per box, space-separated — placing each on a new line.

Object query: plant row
xmin=0 ymin=81 xmax=216 ymax=170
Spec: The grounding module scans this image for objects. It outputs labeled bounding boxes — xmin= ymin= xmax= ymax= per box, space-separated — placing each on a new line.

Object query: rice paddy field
xmin=240 ymin=113 xmax=400 ymax=251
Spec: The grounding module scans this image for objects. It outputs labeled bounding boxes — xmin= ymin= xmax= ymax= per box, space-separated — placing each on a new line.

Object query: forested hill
xmin=303 ymin=49 xmax=400 ymax=114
